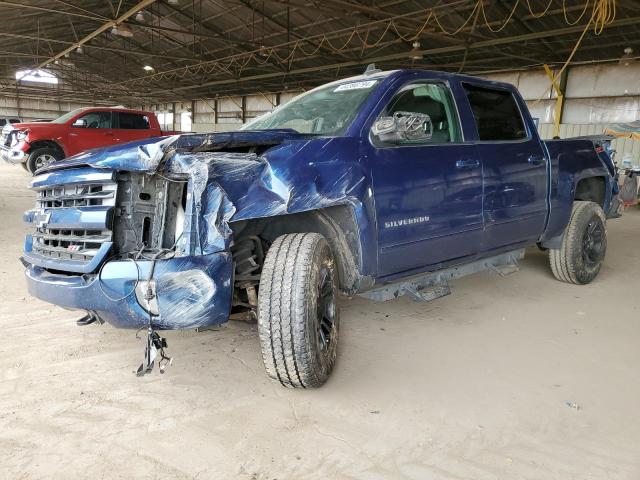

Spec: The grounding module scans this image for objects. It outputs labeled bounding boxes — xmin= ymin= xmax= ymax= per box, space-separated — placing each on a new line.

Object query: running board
xmin=359 ymin=249 xmax=525 ymax=303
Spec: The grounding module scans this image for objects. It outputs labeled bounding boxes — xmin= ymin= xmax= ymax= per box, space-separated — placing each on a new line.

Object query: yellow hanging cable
xmin=525 ymin=0 xmax=554 ymax=19
xmin=480 ymin=0 xmax=521 ymax=33
xmin=562 ymin=0 xmax=591 ymax=26
xmin=129 ymin=0 xmax=618 ymax=88
xmin=531 ymin=0 xmax=616 ymax=107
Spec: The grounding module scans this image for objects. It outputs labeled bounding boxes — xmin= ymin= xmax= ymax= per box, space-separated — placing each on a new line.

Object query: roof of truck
xmin=313 ymin=68 xmax=516 ymax=94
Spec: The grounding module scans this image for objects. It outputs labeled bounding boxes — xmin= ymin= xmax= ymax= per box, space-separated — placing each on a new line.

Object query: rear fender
xmin=541 ymin=138 xmax=613 ymax=246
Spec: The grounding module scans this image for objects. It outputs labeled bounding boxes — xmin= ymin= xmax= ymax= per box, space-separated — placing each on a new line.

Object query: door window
xmin=462 ymin=84 xmax=527 ymax=141
xmin=380 ymin=83 xmax=462 ymax=144
xmin=118 ymin=112 xmax=150 ymax=130
xmin=76 ymin=111 xmax=112 ymax=129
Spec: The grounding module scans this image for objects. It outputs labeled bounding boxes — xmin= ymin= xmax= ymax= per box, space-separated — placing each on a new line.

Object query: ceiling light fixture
xmin=619 ymin=47 xmax=635 ymax=66
xmin=112 ymin=23 xmax=134 ymax=38
xmin=76 ymin=46 xmax=83 ymax=54
xmin=135 ymin=11 xmax=145 ymax=22
xmin=409 ymin=41 xmax=423 ymax=60
xmin=143 ymin=65 xmax=154 ymax=71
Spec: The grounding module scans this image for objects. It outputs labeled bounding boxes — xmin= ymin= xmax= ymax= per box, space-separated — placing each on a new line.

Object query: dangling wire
xmin=113 ymin=0 xmax=617 ymax=90
xmin=531 ymin=0 xmax=616 ymax=106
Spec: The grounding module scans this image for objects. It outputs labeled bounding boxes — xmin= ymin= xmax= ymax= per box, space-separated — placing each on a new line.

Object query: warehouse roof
xmin=0 ymin=0 xmax=638 ymax=105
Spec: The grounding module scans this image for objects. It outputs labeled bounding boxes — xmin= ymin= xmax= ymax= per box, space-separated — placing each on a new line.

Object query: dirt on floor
xmin=0 ymin=162 xmax=639 ymax=480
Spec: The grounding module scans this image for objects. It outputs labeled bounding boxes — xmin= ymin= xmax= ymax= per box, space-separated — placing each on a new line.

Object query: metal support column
xmin=544 ymin=64 xmax=568 ymax=138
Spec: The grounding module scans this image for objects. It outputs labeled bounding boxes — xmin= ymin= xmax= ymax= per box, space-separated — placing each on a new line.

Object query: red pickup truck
xmin=0 ymin=107 xmax=164 ymax=173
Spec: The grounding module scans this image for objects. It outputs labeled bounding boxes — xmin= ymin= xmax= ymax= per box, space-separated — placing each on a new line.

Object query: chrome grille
xmin=31 ymin=181 xmax=117 ymax=263
xmin=36 ymin=183 xmax=117 ymax=208
xmin=32 ymin=228 xmax=112 ymax=261
xmin=1 ymin=127 xmax=11 ymax=147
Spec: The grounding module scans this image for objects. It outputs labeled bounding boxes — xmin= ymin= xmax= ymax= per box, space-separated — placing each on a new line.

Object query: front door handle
xmin=528 ymin=154 xmax=545 ymax=165
xmin=456 ymin=158 xmax=480 ymax=169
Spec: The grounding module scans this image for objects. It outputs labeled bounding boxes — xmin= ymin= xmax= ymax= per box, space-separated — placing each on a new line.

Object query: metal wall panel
xmin=566 ymin=64 xmax=640 ymax=98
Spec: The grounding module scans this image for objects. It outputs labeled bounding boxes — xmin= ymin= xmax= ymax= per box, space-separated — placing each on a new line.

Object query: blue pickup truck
xmin=22 ymin=68 xmax=618 ymax=387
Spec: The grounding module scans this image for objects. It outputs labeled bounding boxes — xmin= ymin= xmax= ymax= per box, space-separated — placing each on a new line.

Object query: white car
xmin=0 ymin=118 xmax=21 ymax=127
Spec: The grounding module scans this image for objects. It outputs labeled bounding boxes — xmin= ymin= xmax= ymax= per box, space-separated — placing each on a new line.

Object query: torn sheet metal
xmin=26 ymin=130 xmax=373 ymax=330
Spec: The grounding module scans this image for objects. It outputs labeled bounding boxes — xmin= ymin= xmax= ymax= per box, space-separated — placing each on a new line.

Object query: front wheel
xmin=549 ymin=201 xmax=607 ymax=284
xmin=257 ymin=233 xmax=339 ymax=388
xmin=27 ymin=147 xmax=63 ymax=174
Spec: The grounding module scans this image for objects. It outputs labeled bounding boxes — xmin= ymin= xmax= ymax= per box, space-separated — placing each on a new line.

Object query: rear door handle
xmin=528 ymin=154 xmax=545 ymax=165
xmin=456 ymin=158 xmax=480 ymax=169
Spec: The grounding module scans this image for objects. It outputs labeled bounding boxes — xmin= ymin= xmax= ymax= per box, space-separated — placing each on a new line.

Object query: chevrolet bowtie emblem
xmin=34 ymin=209 xmax=51 ymax=229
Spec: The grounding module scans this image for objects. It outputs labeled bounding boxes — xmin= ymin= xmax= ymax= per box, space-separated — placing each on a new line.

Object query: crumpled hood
xmin=31 ymin=127 xmax=369 ymax=271
xmin=38 ymin=129 xmax=312 ymax=174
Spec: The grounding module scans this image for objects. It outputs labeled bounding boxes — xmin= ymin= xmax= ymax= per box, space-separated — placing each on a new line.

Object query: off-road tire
xmin=549 ymin=201 xmax=607 ymax=284
xmin=258 ymin=233 xmax=339 ymax=388
xmin=27 ymin=147 xmax=62 ymax=174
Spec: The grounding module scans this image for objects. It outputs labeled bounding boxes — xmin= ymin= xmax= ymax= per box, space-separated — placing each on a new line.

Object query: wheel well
xmin=230 ymin=205 xmax=362 ymax=293
xmin=574 ymin=176 xmax=605 ymax=207
xmin=28 ymin=140 xmax=65 ymax=159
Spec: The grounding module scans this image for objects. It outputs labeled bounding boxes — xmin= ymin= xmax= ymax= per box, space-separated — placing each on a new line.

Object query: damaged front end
xmin=22 ymin=130 xmax=369 ymax=330
xmin=24 ymin=156 xmax=233 ymax=330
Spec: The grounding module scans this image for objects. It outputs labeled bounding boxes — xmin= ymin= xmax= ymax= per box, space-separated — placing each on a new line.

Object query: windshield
xmin=242 ymin=79 xmax=380 ymax=135
xmin=51 ymin=108 xmax=86 ymax=124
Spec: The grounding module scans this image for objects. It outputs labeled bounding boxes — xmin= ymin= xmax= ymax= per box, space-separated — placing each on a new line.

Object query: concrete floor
xmin=1 ymin=162 xmax=639 ymax=479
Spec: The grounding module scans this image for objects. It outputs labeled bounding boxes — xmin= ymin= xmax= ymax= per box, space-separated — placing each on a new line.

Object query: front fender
xmin=165 ymin=137 xmax=378 ymax=278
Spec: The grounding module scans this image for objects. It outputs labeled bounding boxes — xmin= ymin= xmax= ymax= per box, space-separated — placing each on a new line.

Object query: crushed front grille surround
xmin=31 ymin=182 xmax=117 ymax=263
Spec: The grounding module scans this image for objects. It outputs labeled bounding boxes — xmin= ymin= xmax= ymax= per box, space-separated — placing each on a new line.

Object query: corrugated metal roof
xmin=0 ymin=0 xmax=638 ymax=104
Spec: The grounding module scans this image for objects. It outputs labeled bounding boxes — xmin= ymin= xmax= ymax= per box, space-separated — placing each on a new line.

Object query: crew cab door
xmin=68 ymin=110 xmax=114 ymax=155
xmin=113 ymin=112 xmax=155 ymax=143
xmin=461 ymin=83 xmax=548 ymax=250
xmin=367 ymin=81 xmax=483 ymax=277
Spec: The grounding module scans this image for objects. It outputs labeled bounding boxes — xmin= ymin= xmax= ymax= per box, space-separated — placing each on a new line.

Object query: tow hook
xmin=135 ymin=326 xmax=172 ymax=375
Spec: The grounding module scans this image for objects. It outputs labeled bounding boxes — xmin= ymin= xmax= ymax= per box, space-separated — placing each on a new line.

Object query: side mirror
xmin=372 ymin=111 xmax=433 ymax=144
xmin=72 ymin=119 xmax=87 ymax=128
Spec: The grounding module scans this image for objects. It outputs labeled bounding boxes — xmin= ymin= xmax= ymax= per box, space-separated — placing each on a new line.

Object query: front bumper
xmin=24 ymin=252 xmax=233 ymax=330
xmin=1 ymin=144 xmax=27 ymax=164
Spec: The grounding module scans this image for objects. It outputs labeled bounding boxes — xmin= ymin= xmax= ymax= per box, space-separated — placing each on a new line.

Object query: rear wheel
xmin=549 ymin=201 xmax=607 ymax=284
xmin=257 ymin=233 xmax=339 ymax=388
xmin=27 ymin=147 xmax=62 ymax=174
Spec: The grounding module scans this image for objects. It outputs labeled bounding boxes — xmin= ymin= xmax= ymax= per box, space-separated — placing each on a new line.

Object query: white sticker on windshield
xmin=333 ymin=80 xmax=378 ymax=92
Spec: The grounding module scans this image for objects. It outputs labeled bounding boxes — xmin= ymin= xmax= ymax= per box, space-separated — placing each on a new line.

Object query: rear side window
xmin=118 ymin=112 xmax=150 ymax=130
xmin=9 ymin=118 xmax=20 ymax=124
xmin=0 ymin=119 xmax=5 ymax=127
xmin=463 ymin=84 xmax=527 ymax=141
